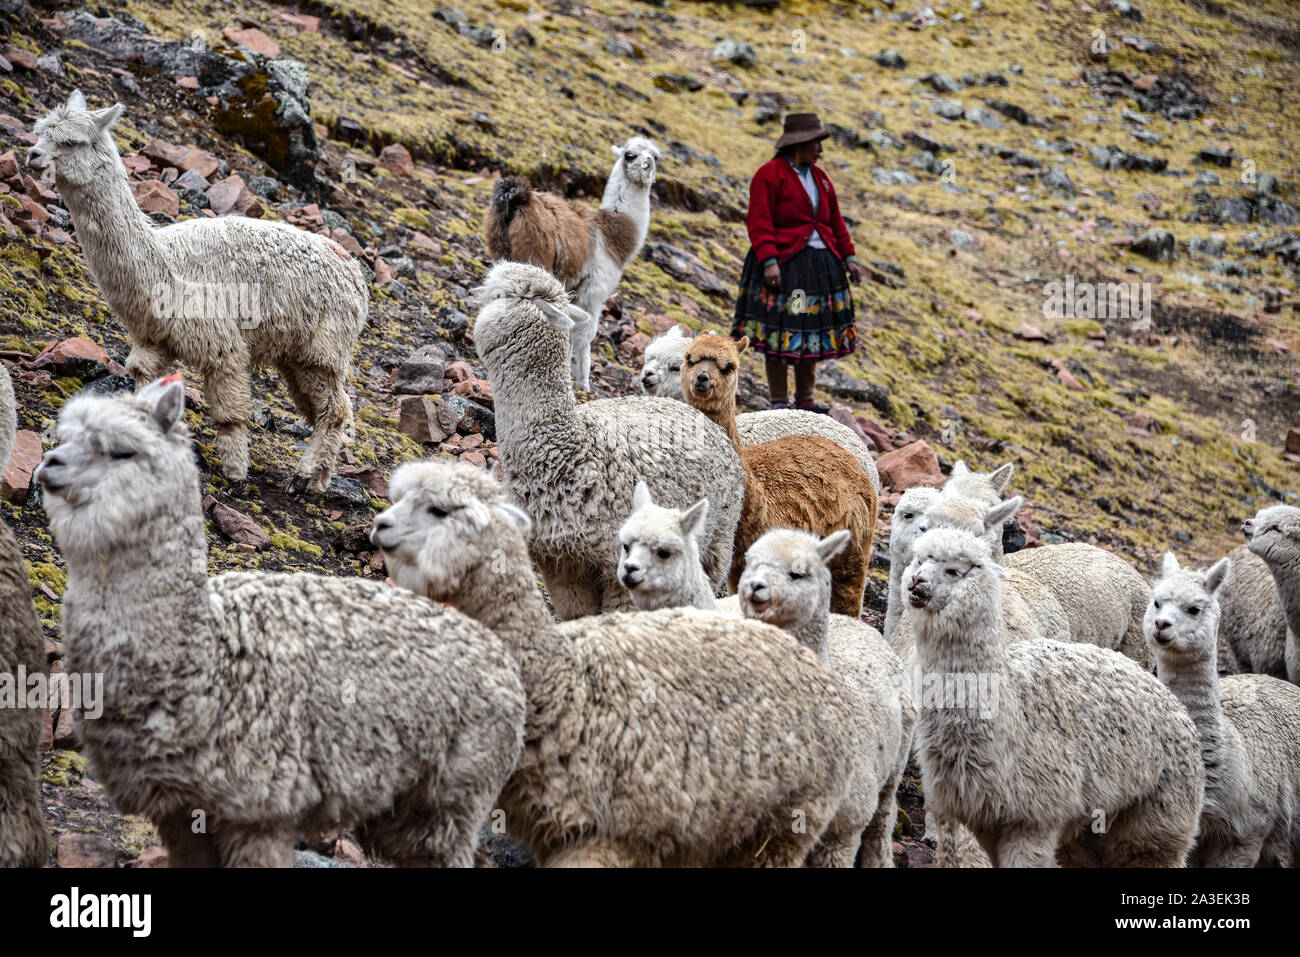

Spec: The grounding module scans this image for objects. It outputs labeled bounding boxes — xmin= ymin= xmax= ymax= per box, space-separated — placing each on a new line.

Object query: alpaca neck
xmin=599 ymin=167 xmax=651 ymax=244
xmin=1263 ymin=555 xmax=1300 ymax=649
xmin=683 ymin=548 xmax=716 ymax=609
xmin=697 ymin=399 xmax=745 ymax=452
xmin=483 ymin=347 xmax=583 ymax=465
xmin=884 ymin=543 xmax=908 ymax=641
xmin=57 ymin=166 xmax=168 ymax=327
xmin=790 ymin=607 xmax=830 ymax=664
xmin=1157 ymin=650 xmax=1242 ymax=808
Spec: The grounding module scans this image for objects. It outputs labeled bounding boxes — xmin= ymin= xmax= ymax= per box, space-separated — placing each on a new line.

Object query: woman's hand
xmin=845 ymin=260 xmax=865 ymax=285
xmin=763 ymin=262 xmax=781 ymax=290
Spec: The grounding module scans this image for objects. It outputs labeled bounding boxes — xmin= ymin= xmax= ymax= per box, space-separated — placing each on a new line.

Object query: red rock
xmin=644 ymin=314 xmax=677 ymax=335
xmin=141 ymin=138 xmax=187 ymax=168
xmin=1 ymin=430 xmax=42 ymax=502
xmin=134 ymin=846 xmax=169 ymax=868
xmin=875 ymin=440 xmax=943 ymax=491
xmin=460 ymin=432 xmax=485 ymax=450
xmin=1124 ymin=411 xmax=1157 ymax=433
xmin=133 ymin=179 xmax=179 ymax=217
xmin=1014 ymin=323 xmax=1051 ymax=342
xmin=284 ymin=202 xmax=325 ymax=230
xmin=1057 ymin=367 xmax=1085 ymax=390
xmin=12 ymin=193 xmax=49 ymax=226
xmin=206 ymin=175 xmax=263 ymax=218
xmin=222 ymin=26 xmax=281 ymax=58
xmin=452 ymin=378 xmax=493 ymax=408
xmin=2 ymin=45 xmax=39 ymax=71
xmin=330 ymin=227 xmax=363 ymax=257
xmin=408 ymin=231 xmax=438 ymax=256
xmin=57 ymin=833 xmax=117 ymax=869
xmin=28 ymin=336 xmax=113 ymax=371
xmin=378 ymin=143 xmax=415 ymax=177
xmin=617 ymin=331 xmax=650 ymax=365
xmin=1133 ymin=74 xmax=1158 ymax=91
xmin=336 ymin=466 xmax=388 ymax=498
xmin=122 ymin=154 xmax=151 ymax=174
xmin=445 ymin=361 xmax=473 ymax=383
xmin=856 ymin=416 xmax=894 ymax=453
xmin=829 ymin=404 xmax=875 ymax=450
xmin=959 ymin=308 xmax=984 ymax=323
xmin=202 ymin=496 xmax=271 ymax=549
xmin=276 ymin=11 xmax=322 ymax=31
xmin=176 ymin=75 xmax=199 ymax=90
xmin=179 ymin=148 xmax=221 ymax=179
xmin=0 ymin=149 xmax=19 ymax=184
xmin=1286 ymin=428 xmax=1300 ymax=456
xmin=374 ymin=258 xmax=396 ymax=285
xmin=398 ymin=395 xmax=457 ymax=444
xmin=460 ymin=450 xmax=488 ymax=468
xmin=1265 ymin=337 xmax=1290 ymax=354
xmin=892 ymin=841 xmax=909 ymax=868
xmin=23 ymin=173 xmax=59 ymax=204
xmin=53 ymin=705 xmax=79 ymax=750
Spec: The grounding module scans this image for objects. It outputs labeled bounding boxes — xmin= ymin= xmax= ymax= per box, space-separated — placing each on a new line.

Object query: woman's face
xmin=793 ymin=139 xmax=824 ymax=166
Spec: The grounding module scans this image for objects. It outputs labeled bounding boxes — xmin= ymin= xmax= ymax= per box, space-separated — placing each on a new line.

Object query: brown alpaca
xmin=681 ymin=334 xmax=879 ymax=616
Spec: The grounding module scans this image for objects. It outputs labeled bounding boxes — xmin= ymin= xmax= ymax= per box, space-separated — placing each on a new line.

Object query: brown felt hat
xmin=774 ymin=112 xmax=830 ymax=150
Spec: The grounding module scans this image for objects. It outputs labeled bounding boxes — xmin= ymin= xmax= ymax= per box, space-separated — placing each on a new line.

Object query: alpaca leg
xmin=828 ymin=544 xmax=867 ymax=618
xmin=994 ymin=826 xmax=1061 ymax=868
xmin=935 ymin=815 xmax=993 ymax=868
xmin=0 ymin=774 xmax=49 ymax=867
xmin=276 ymin=363 xmax=316 ymax=423
xmin=806 ymin=813 xmax=864 ymax=868
xmin=204 ymin=367 xmax=252 ymax=482
xmin=858 ymin=778 xmax=903 ymax=868
xmin=124 ymin=343 xmax=172 ymax=386
xmin=154 ymin=808 xmax=221 ymax=868
xmin=755 ymin=792 xmax=841 ymax=867
xmin=543 ymin=842 xmax=639 ymax=867
xmin=216 ymin=824 xmax=295 ymax=867
xmin=294 ymin=365 xmax=353 ymax=493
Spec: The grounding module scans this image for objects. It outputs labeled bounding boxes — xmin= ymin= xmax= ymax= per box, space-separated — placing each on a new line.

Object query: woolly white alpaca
xmin=0 ymin=364 xmax=47 ymax=867
xmin=617 ymin=480 xmax=714 ymax=611
xmin=373 ymin=460 xmax=863 ymax=867
xmin=1243 ymin=505 xmax=1300 ymax=684
xmin=38 ymin=378 xmax=525 ymax=867
xmin=638 ymin=326 xmax=881 ymax=491
xmin=1218 ymin=546 xmax=1284 ymax=677
xmin=905 ymin=526 xmax=1204 ymax=866
xmin=485 ymin=137 xmax=660 ymax=389
xmin=885 ymin=486 xmax=942 ymax=642
xmin=1147 ymin=552 xmax=1300 ymax=866
xmin=739 ymin=528 xmax=915 ymax=868
xmin=470 ymin=262 xmax=745 ymax=617
xmin=28 ymin=92 xmax=368 ymax=493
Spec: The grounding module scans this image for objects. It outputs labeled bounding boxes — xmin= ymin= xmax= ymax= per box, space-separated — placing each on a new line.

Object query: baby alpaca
xmin=38 ymin=378 xmax=525 ymax=867
xmin=617 ymin=480 xmax=714 ymax=611
xmin=1147 ymin=553 xmax=1300 ymax=866
xmin=374 ymin=461 xmax=862 ymax=867
xmin=682 ymin=332 xmax=878 ymax=615
xmin=28 ymin=92 xmax=368 ymax=493
xmin=1243 ymin=505 xmax=1300 ymax=684
xmin=740 ymin=528 xmax=915 ymax=867
xmin=485 ymin=137 xmax=660 ymax=389
xmin=906 ymin=526 xmax=1203 ymax=867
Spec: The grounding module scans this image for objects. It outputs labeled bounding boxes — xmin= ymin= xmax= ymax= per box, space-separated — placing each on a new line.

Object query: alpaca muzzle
xmin=1242 ymin=519 xmax=1254 ymax=538
xmin=908 ymin=579 xmax=932 ymax=608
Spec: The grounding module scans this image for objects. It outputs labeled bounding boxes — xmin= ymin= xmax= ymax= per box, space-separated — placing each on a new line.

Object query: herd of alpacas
xmin=0 ymin=92 xmax=1298 ymax=868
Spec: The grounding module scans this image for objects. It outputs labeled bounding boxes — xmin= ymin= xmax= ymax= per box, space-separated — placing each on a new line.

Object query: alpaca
xmin=1217 ymin=545 xmax=1284 ymax=677
xmin=28 ymin=92 xmax=368 ymax=493
xmin=373 ymin=460 xmax=863 ymax=867
xmin=885 ymin=486 xmax=942 ymax=642
xmin=484 ymin=137 xmax=660 ymax=390
xmin=905 ymin=526 xmax=1204 ymax=866
xmin=617 ymin=480 xmax=714 ymax=611
xmin=1147 ymin=552 xmax=1300 ymax=866
xmin=944 ymin=460 xmax=1014 ymax=507
xmin=37 ymin=377 xmax=525 ymax=867
xmin=739 ymin=528 xmax=915 ymax=867
xmin=681 ymin=332 xmax=878 ymax=615
xmin=469 ymin=262 xmax=745 ymax=618
xmin=1243 ymin=505 xmax=1300 ymax=684
xmin=638 ymin=325 xmax=880 ymax=490
xmin=0 ymin=364 xmax=48 ymax=867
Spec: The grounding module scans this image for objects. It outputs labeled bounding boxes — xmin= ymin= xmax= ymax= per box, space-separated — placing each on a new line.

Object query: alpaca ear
xmin=983 ymin=495 xmax=1022 ymax=534
xmin=91 ymin=103 xmax=125 ymax=132
xmin=142 ymin=376 xmax=186 ymax=434
xmin=1160 ymin=552 xmax=1181 ymax=579
xmin=988 ymin=462 xmax=1015 ymax=493
xmin=951 ymin=460 xmax=969 ymax=478
xmin=66 ymin=89 xmax=87 ymax=112
xmin=991 ymin=561 xmax=1012 ymax=580
xmin=566 ymin=304 xmax=594 ymax=335
xmin=632 ymin=479 xmax=652 ymax=511
xmin=611 ymin=143 xmax=625 ymax=157
xmin=679 ymin=497 xmax=709 ymax=539
xmin=1203 ymin=557 xmax=1231 ymax=597
xmin=816 ymin=529 xmax=851 ymax=562
xmin=499 ymin=503 xmax=533 ymax=536
xmin=736 ymin=335 xmax=749 ymax=354
xmin=537 ymin=301 xmax=574 ymax=331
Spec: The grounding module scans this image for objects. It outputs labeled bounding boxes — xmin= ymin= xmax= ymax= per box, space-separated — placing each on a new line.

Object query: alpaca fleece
xmin=484 ymin=138 xmax=660 ymax=389
xmin=740 ymin=528 xmax=915 ymax=867
xmin=681 ymin=333 xmax=878 ymax=614
xmin=470 ymin=262 xmax=745 ymax=617
xmin=375 ymin=461 xmax=860 ymax=867
xmin=638 ymin=326 xmax=880 ymax=491
xmin=29 ymin=92 xmax=367 ymax=493
xmin=1242 ymin=505 xmax=1300 ymax=683
xmin=0 ymin=363 xmax=14 ymax=470
xmin=1217 ymin=546 xmax=1283 ymax=677
xmin=907 ymin=527 xmax=1203 ymax=867
xmin=1148 ymin=553 xmax=1300 ymax=866
xmin=39 ymin=381 xmax=524 ymax=867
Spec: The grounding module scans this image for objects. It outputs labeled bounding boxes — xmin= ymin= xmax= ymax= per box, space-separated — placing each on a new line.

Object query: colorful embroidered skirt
xmin=731 ymin=245 xmax=857 ymax=361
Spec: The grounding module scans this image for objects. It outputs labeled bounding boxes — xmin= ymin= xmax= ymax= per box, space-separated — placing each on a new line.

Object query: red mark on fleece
xmin=161 ymin=373 xmax=184 ymax=385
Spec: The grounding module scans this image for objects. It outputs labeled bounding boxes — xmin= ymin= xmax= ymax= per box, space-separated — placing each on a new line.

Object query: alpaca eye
xmin=657 ymin=548 xmax=672 ymax=560
xmin=789 ymin=571 xmax=805 ymax=581
xmin=1188 ymin=606 xmax=1201 ymax=616
xmin=622 ymin=542 xmax=630 ymax=552
xmin=945 ymin=568 xmax=960 ymax=578
xmin=669 ymin=365 xmax=680 ymax=372
xmin=427 ymin=505 xmax=448 ymax=518
xmin=1153 ymin=600 xmax=1161 ymax=610
xmin=109 ymin=450 xmax=136 ymax=460
xmin=625 ymin=152 xmax=636 ymax=161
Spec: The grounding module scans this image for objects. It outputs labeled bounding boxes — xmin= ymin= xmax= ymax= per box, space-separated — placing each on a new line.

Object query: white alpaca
xmin=617 ymin=480 xmax=714 ymax=611
xmin=28 ymin=91 xmax=368 ymax=493
xmin=1243 ymin=505 xmax=1300 ymax=684
xmin=1147 ymin=552 xmax=1300 ymax=866
xmin=884 ymin=486 xmax=942 ymax=642
xmin=37 ymin=378 xmax=525 ymax=867
xmin=373 ymin=460 xmax=863 ymax=867
xmin=1217 ymin=545 xmax=1285 ymax=677
xmin=484 ymin=138 xmax=660 ymax=389
xmin=906 ymin=526 xmax=1204 ymax=866
xmin=739 ymin=528 xmax=915 ymax=868
xmin=944 ymin=460 xmax=1014 ymax=508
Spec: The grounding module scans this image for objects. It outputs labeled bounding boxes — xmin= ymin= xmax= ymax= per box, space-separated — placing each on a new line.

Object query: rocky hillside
xmin=0 ymin=0 xmax=1296 ymax=867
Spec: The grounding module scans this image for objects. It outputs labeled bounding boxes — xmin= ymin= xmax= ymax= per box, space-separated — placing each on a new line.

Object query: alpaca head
xmin=1145 ymin=552 xmax=1230 ymax=663
xmin=28 ymin=90 xmax=126 ymax=189
xmin=640 ymin=325 xmax=690 ymax=397
xmin=917 ymin=495 xmax=1022 ymax=555
xmin=681 ymin=332 xmax=745 ymax=416
xmin=944 ymin=460 xmax=1014 ymax=508
xmin=37 ymin=376 xmax=192 ymax=558
xmin=616 ymin=479 xmax=709 ymax=610
xmin=905 ymin=526 xmax=1009 ymax=619
xmin=470 ymin=262 xmax=590 ymax=391
xmin=1243 ymin=504 xmax=1300 ymax=570
xmin=372 ymin=460 xmax=531 ymax=604
xmin=890 ymin=486 xmax=942 ymax=561
xmin=739 ymin=528 xmax=847 ymax=632
xmin=613 ymin=136 xmax=661 ymax=190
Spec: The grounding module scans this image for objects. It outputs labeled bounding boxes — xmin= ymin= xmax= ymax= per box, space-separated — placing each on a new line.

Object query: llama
xmin=905 ymin=526 xmax=1204 ymax=866
xmin=1147 ymin=552 xmax=1300 ymax=866
xmin=484 ymin=137 xmax=660 ymax=390
xmin=617 ymin=480 xmax=715 ymax=611
xmin=37 ymin=377 xmax=526 ymax=867
xmin=373 ymin=460 xmax=863 ymax=867
xmin=680 ymin=332 xmax=878 ymax=615
xmin=1243 ymin=505 xmax=1300 ymax=684
xmin=28 ymin=91 xmax=368 ymax=493
xmin=469 ymin=262 xmax=745 ymax=618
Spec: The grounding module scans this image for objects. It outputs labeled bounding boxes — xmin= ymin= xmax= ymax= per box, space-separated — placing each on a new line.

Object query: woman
xmin=732 ymin=112 xmax=864 ymax=412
